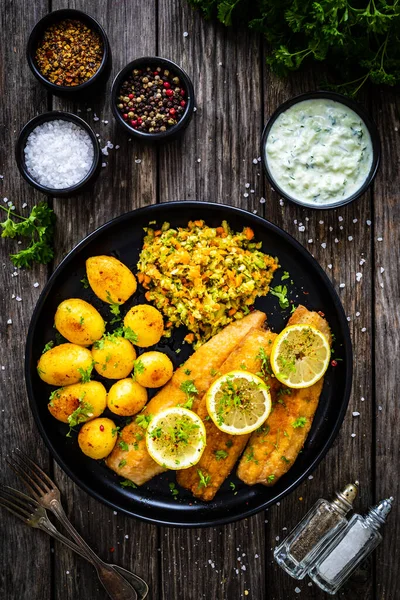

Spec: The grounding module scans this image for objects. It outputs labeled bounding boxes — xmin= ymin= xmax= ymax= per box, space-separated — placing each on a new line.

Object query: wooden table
xmin=0 ymin=1 xmax=398 ymax=599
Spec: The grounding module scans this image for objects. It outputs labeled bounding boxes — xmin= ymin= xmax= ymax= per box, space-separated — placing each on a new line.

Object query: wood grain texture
xmin=0 ymin=1 xmax=52 ymax=599
xmin=372 ymin=87 xmax=400 ymax=600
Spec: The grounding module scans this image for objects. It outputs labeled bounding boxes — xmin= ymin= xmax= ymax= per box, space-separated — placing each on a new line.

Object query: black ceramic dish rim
xmin=24 ymin=201 xmax=353 ymax=527
xmin=15 ymin=111 xmax=101 ymax=197
xmin=111 ymin=56 xmax=195 ymax=141
xmin=260 ymin=90 xmax=381 ymax=210
xmin=26 ymin=8 xmax=110 ymax=94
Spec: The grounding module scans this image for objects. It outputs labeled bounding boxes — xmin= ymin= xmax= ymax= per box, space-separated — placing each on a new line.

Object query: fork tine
xmin=1 ymin=486 xmax=38 ymax=513
xmin=14 ymin=449 xmax=55 ymax=491
xmin=3 ymin=485 xmax=39 ymax=507
xmin=7 ymin=456 xmax=45 ymax=499
xmin=0 ymin=494 xmax=33 ymax=520
xmin=0 ymin=499 xmax=30 ymax=523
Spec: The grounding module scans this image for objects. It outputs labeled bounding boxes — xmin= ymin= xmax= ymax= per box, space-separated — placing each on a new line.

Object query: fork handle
xmin=38 ymin=517 xmax=148 ymax=600
xmin=49 ymin=499 xmax=137 ymax=600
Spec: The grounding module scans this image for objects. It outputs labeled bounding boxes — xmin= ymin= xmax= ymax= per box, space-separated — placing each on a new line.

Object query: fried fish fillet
xmin=176 ymin=328 xmax=280 ymax=501
xmin=237 ymin=305 xmax=332 ymax=486
xmin=106 ymin=310 xmax=266 ymax=485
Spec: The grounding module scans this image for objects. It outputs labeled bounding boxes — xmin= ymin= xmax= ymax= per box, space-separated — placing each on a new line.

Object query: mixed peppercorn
xmin=35 ymin=19 xmax=103 ymax=86
xmin=117 ymin=66 xmax=187 ymax=133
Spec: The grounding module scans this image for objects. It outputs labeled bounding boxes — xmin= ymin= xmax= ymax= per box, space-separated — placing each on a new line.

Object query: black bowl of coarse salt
xmin=111 ymin=57 xmax=195 ymax=142
xmin=15 ymin=112 xmax=101 ymax=197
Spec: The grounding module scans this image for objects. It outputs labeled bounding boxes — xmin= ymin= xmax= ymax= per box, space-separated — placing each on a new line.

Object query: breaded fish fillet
xmin=176 ymin=328 xmax=280 ymax=501
xmin=106 ymin=311 xmax=266 ymax=485
xmin=237 ymin=305 xmax=331 ymax=486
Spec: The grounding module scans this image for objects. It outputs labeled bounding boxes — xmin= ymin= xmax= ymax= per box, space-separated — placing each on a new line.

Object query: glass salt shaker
xmin=308 ymin=497 xmax=393 ymax=595
xmin=274 ymin=481 xmax=359 ymax=579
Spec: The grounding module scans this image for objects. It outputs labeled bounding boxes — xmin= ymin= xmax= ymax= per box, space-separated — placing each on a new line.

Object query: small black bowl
xmin=261 ymin=91 xmax=381 ymax=210
xmin=26 ymin=9 xmax=111 ymax=97
xmin=15 ymin=111 xmax=101 ymax=197
xmin=111 ymin=57 xmax=195 ymax=142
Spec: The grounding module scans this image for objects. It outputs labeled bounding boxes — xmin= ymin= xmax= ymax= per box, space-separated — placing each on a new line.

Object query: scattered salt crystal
xmin=329 ymin=226 xmax=333 ymax=231
xmin=24 ymin=120 xmax=94 ymax=189
xmin=305 ymin=217 xmax=309 ymax=222
xmin=338 ymin=216 xmax=343 ymax=222
xmin=255 ymin=554 xmax=259 ymax=558
xmin=377 ymin=237 xmax=383 ymax=242
xmin=16 ymin=296 xmax=22 ymax=302
xmin=359 ymin=258 xmax=365 ymax=266
xmin=294 ymin=219 xmax=297 ymax=224
xmin=351 ymin=433 xmax=356 ymax=438
xmin=245 ymin=183 xmax=250 ymax=188
xmin=113 ymin=511 xmax=117 ymax=515
xmin=93 ymin=114 xmax=100 ymax=122
xmin=104 ymin=120 xmax=109 ymax=124
xmin=183 ymin=31 xmax=189 ymax=37
xmin=22 ymin=202 xmax=27 ymax=208
xmin=380 ymin=283 xmax=384 ymax=288
xmin=259 ymin=197 xmax=266 ymax=204
xmin=361 ymin=327 xmax=366 ymax=332
xmin=378 ymin=406 xmax=382 ymax=411
xmin=3 ymin=197 xmax=8 ymax=203
xmin=125 ymin=534 xmax=129 ymax=539
xmin=197 ymin=158 xmax=201 ymax=163
xmin=252 ymin=158 xmax=258 ymax=164
xmin=327 ymin=264 xmax=332 ymax=269
xmin=308 ymin=475 xmax=313 ymax=480
xmin=356 ymin=272 xmax=362 ymax=282
xmin=319 ymin=220 xmax=324 ymax=224
xmin=308 ymin=582 xmax=312 ymax=587
xmin=33 ymin=282 xmax=39 ymax=288
xmin=1 ymin=366 xmax=5 ymax=371
xmin=334 ymin=238 xmax=339 ymax=243
xmin=361 ymin=396 xmax=365 ymax=401
xmin=339 ymin=283 xmax=345 ymax=288
xmin=7 ymin=201 xmax=12 ymax=207
xmin=348 ymin=236 xmax=353 ymax=241
xmin=347 ymin=317 xmax=351 ymax=322
xmin=366 ymin=220 xmax=371 ymax=226
xmin=321 ymin=242 xmax=326 ymax=249
xmin=101 ymin=162 xmax=107 ymax=168
xmin=250 ymin=189 xmax=255 ymax=193
xmin=87 ymin=107 xmax=92 ymax=112
xmin=66 ymin=570 xmax=70 ymax=575
xmin=339 ymin=225 xmax=343 ymax=230
xmin=353 ymin=218 xmax=358 ymax=223
xmin=243 ymin=193 xmax=249 ymax=198
xmin=0 ymin=175 xmax=3 ymax=179
xmin=115 ymin=145 xmax=120 ymax=150
xmin=353 ymin=412 xmax=360 ymax=417
xmin=193 ymin=107 xmax=197 ymax=112
xmin=298 ymin=225 xmax=305 ymax=232
xmin=308 ymin=239 xmax=313 ymax=244
xmin=101 ymin=146 xmax=109 ymax=156
xmin=294 ymin=587 xmax=301 ymax=594
xmin=276 ymin=536 xmax=280 ymax=541
xmin=380 ymin=267 xmax=385 ymax=273
xmin=7 ymin=319 xmax=12 ymax=325
xmin=279 ymin=198 xmax=284 ymax=206
xmin=258 ymin=157 xmax=261 ymax=162
xmin=276 ymin=502 xmax=280 ymax=506
xmin=135 ymin=159 xmax=142 ymax=164
xmin=356 ymin=311 xmax=360 ymax=317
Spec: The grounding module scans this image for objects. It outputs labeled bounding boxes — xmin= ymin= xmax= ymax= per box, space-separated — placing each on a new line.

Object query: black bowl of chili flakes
xmin=111 ymin=57 xmax=195 ymax=142
xmin=26 ymin=9 xmax=111 ymax=97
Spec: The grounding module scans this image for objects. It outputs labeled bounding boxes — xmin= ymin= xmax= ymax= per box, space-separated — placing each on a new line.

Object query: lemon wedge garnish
xmin=146 ymin=407 xmax=206 ymax=470
xmin=270 ymin=324 xmax=331 ymax=388
xmin=206 ymin=371 xmax=271 ymax=435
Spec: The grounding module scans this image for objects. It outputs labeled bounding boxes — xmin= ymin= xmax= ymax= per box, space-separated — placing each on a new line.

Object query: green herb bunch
xmin=0 ymin=201 xmax=55 ymax=268
xmin=187 ymin=0 xmax=400 ymax=95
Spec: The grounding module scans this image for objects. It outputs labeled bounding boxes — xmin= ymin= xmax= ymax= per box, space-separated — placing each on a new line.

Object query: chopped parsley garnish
xmin=179 ymin=379 xmax=198 ymax=409
xmin=42 ymin=341 xmax=54 ymax=354
xmin=292 ymin=417 xmax=307 ymax=428
xmin=78 ymin=362 xmax=94 ymax=383
xmin=197 ymin=470 xmax=211 ymax=488
xmin=49 ymin=389 xmax=61 ymax=407
xmin=106 ymin=291 xmax=122 ymax=324
xmin=184 ymin=368 xmax=191 ymax=376
xmin=80 ymin=275 xmax=90 ymax=289
xmin=215 ymin=449 xmax=228 ymax=461
xmin=67 ymin=399 xmax=93 ymax=437
xmin=246 ymin=447 xmax=258 ymax=464
xmin=290 ymin=304 xmax=297 ymax=314
xmin=240 ymin=363 xmax=247 ymax=370
xmin=226 ymin=439 xmax=233 ymax=448
xmin=118 ymin=459 xmax=127 ymax=468
xmin=270 ymin=285 xmax=289 ymax=309
xmin=210 ymin=368 xmax=218 ymax=377
xmin=135 ymin=413 xmax=153 ymax=429
xmin=229 ymin=482 xmax=236 ymax=491
xmin=267 ymin=474 xmax=275 ymax=483
xmin=120 ymin=479 xmax=137 ymax=489
xmin=281 ymin=271 xmax=290 ymax=281
xmin=169 ymin=482 xmax=179 ymax=499
xmin=256 ymin=346 xmax=272 ymax=379
xmin=112 ymin=427 xmax=121 ymax=437
xmin=79 ymin=316 xmax=85 ymax=325
xmin=119 ymin=440 xmax=129 ymax=451
xmin=281 ymin=456 xmax=290 ymax=464
xmin=123 ymin=326 xmax=138 ymax=344
xmin=134 ymin=360 xmax=145 ymax=375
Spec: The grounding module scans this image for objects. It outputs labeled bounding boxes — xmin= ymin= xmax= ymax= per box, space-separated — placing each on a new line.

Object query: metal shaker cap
xmin=369 ymin=497 xmax=394 ymax=524
xmin=332 ymin=481 xmax=359 ymax=514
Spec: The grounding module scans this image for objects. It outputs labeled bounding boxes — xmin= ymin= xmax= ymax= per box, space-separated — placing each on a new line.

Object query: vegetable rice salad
xmin=137 ymin=220 xmax=278 ymax=347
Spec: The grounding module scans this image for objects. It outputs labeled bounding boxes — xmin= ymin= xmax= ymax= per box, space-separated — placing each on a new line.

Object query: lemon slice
xmin=206 ymin=371 xmax=271 ymax=435
xmin=146 ymin=407 xmax=206 ymax=470
xmin=270 ymin=324 xmax=331 ymax=388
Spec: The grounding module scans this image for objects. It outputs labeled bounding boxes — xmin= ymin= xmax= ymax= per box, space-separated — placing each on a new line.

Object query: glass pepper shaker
xmin=308 ymin=497 xmax=393 ymax=595
xmin=274 ymin=481 xmax=359 ymax=579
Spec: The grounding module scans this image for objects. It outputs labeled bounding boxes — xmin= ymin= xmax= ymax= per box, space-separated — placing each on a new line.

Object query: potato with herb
xmin=78 ymin=417 xmax=118 ymax=459
xmin=37 ymin=343 xmax=93 ymax=386
xmin=86 ymin=255 xmax=137 ymax=305
xmin=107 ymin=378 xmax=148 ymax=416
xmin=48 ymin=381 xmax=107 ymax=424
xmin=92 ymin=335 xmax=136 ymax=379
xmin=133 ymin=351 xmax=173 ymax=388
xmin=123 ymin=304 xmax=164 ymax=348
xmin=54 ymin=298 xmax=105 ymax=346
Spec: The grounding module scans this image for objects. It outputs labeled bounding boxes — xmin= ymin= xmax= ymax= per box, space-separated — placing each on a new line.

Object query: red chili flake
xmin=303 ymin=291 xmax=309 ymax=295
xmin=109 ymin=547 xmax=115 ymax=553
xmin=331 ymin=359 xmax=338 ymax=367
xmin=100 ymin=424 xmax=105 ymax=431
xmin=318 ymin=311 xmax=325 ymax=317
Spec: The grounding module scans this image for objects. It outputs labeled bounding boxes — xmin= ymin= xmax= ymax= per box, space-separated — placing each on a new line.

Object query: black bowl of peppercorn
xmin=26 ymin=9 xmax=111 ymax=97
xmin=111 ymin=57 xmax=195 ymax=141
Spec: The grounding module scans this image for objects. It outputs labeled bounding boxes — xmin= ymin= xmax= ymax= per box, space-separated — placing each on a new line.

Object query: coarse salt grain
xmin=361 ymin=327 xmax=366 ymax=332
xmin=7 ymin=319 xmax=12 ymax=325
xmin=259 ymin=197 xmax=266 ymax=204
xmin=33 ymin=282 xmax=39 ymax=288
xmin=353 ymin=411 xmax=360 ymax=417
xmin=339 ymin=283 xmax=345 ymax=288
xmin=321 ymin=242 xmax=327 ymax=249
xmin=183 ymin=31 xmax=189 ymax=37
xmin=356 ymin=272 xmax=362 ymax=282
xmin=348 ymin=236 xmax=353 ymax=241
xmin=351 ymin=433 xmax=356 ymax=438
xmin=245 ymin=183 xmax=250 ymax=188
xmin=327 ymin=264 xmax=332 ymax=269
xmin=24 ymin=120 xmax=94 ymax=189
xmin=252 ymin=158 xmax=258 ymax=164
xmin=366 ymin=220 xmax=371 ymax=226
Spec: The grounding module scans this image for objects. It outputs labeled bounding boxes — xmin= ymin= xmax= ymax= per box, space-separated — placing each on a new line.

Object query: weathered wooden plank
xmin=372 ymin=87 xmax=400 ymax=600
xmin=157 ymin=3 xmax=266 ymax=599
xmin=49 ymin=1 xmax=159 ymax=599
xmin=0 ymin=1 xmax=52 ymax=599
xmin=261 ymin=64 xmax=374 ymax=598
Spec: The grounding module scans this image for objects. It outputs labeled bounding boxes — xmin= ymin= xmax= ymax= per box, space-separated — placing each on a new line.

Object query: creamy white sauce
xmin=265 ymin=99 xmax=373 ymax=206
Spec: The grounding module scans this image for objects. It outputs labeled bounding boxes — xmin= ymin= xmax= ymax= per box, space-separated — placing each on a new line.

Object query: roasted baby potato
xmin=92 ymin=337 xmax=136 ymax=379
xmin=37 ymin=343 xmax=93 ymax=386
xmin=107 ymin=378 xmax=148 ymax=416
xmin=54 ymin=298 xmax=105 ymax=346
xmin=133 ymin=351 xmax=173 ymax=388
xmin=86 ymin=255 xmax=137 ymax=305
xmin=78 ymin=417 xmax=118 ymax=459
xmin=123 ymin=304 xmax=164 ymax=347
xmin=48 ymin=381 xmax=107 ymax=423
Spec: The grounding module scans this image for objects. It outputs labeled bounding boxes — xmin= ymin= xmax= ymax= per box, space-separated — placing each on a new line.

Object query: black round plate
xmin=25 ymin=202 xmax=352 ymax=527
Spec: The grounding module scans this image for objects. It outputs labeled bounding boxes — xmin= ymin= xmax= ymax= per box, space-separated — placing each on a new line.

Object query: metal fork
xmin=0 ymin=484 xmax=148 ymax=599
xmin=7 ymin=450 xmax=146 ymax=600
